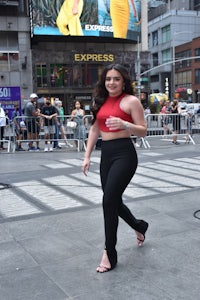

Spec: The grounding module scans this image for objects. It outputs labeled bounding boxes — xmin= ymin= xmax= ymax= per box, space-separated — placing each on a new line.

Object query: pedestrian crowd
xmin=143 ymin=99 xmax=200 ymax=145
xmin=1 ymin=92 xmax=200 ymax=152
xmin=0 ymin=94 xmax=88 ymax=152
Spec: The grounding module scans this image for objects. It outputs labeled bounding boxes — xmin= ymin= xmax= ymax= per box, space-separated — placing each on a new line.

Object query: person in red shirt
xmin=82 ymin=64 xmax=148 ymax=273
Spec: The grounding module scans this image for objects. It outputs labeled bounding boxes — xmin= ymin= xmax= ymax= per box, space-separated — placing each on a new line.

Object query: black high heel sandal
xmin=97 ymin=248 xmax=117 ymax=273
xmin=106 ymin=248 xmax=117 ymax=270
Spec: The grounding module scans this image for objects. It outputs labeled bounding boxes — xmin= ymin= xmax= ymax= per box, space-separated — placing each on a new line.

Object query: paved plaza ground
xmin=0 ymin=142 xmax=200 ymax=300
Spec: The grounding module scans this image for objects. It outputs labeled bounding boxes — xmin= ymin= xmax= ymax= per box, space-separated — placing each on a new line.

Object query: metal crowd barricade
xmin=10 ymin=115 xmax=30 ymax=152
xmin=192 ymin=113 xmax=200 ymax=144
xmin=12 ymin=114 xmax=93 ymax=152
xmin=64 ymin=114 xmax=92 ymax=152
xmin=83 ymin=115 xmax=149 ymax=150
xmin=144 ymin=113 xmax=197 ymax=148
xmin=0 ymin=117 xmax=12 ymax=153
xmin=9 ymin=112 xmax=200 ymax=152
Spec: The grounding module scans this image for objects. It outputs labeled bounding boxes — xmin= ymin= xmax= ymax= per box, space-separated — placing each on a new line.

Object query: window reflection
xmin=36 ymin=64 xmax=47 ymax=87
xmin=10 ymin=53 xmax=19 ymax=71
xmin=35 ymin=63 xmax=103 ymax=88
xmin=0 ymin=52 xmax=19 ymax=71
xmin=49 ymin=63 xmax=101 ymax=88
xmin=0 ymin=53 xmax=8 ymax=71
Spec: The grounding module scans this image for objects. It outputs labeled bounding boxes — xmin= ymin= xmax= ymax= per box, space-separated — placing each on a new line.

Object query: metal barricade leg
xmin=141 ymin=137 xmax=150 ymax=149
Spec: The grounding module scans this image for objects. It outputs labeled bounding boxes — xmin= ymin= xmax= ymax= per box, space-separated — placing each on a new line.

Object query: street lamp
xmin=171 ymin=30 xmax=192 ymax=99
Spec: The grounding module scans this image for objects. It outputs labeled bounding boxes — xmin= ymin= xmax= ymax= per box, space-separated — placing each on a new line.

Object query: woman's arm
xmin=82 ymin=121 xmax=100 ymax=175
xmin=71 ymin=110 xmax=75 ymax=120
xmin=105 ymin=96 xmax=147 ymax=137
xmin=126 ymin=97 xmax=147 ymax=137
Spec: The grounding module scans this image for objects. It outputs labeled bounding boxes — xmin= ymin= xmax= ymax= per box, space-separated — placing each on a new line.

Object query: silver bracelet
xmin=124 ymin=122 xmax=129 ymax=129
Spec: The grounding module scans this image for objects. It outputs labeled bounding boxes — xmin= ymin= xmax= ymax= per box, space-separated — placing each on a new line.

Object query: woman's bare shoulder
xmin=123 ymin=94 xmax=140 ymax=105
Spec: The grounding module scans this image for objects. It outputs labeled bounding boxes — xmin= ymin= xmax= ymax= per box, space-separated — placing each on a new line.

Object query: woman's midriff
xmin=100 ymin=131 xmax=131 ymax=141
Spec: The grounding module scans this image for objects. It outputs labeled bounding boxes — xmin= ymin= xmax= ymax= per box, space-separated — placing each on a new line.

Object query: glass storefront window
xmin=49 ymin=63 xmax=102 ymax=88
xmin=176 ymin=50 xmax=191 ymax=68
xmin=162 ymin=48 xmax=171 ymax=63
xmin=35 ymin=62 xmax=103 ymax=89
xmin=152 ymin=31 xmax=158 ymax=46
xmin=36 ymin=64 xmax=47 ymax=87
xmin=10 ymin=52 xmax=19 ymax=71
xmin=195 ymin=69 xmax=200 ymax=84
xmin=50 ymin=64 xmax=73 ymax=87
xmin=195 ymin=48 xmax=200 ymax=62
xmin=0 ymin=52 xmax=19 ymax=71
xmin=0 ymin=53 xmax=8 ymax=71
xmin=152 ymin=53 xmax=158 ymax=67
xmin=176 ymin=70 xmax=191 ymax=86
xmin=0 ymin=32 xmax=18 ymax=51
xmin=162 ymin=25 xmax=170 ymax=43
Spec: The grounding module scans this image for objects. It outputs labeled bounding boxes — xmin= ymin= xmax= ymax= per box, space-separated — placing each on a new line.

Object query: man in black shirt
xmin=40 ymin=98 xmax=58 ymax=152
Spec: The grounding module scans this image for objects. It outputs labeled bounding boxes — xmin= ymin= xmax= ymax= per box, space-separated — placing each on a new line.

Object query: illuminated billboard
xmin=31 ymin=0 xmax=141 ymax=41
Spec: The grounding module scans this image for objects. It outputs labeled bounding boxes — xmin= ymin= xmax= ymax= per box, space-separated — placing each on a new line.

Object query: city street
xmin=0 ymin=142 xmax=200 ymax=300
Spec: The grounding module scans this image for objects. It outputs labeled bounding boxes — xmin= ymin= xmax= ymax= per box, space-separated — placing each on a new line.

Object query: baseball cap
xmin=30 ymin=93 xmax=38 ymax=98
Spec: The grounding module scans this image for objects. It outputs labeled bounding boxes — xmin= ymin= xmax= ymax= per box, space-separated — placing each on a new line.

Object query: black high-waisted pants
xmin=100 ymin=138 xmax=143 ymax=266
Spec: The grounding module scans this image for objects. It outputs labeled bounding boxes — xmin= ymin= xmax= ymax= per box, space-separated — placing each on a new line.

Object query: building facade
xmin=0 ymin=0 xmax=33 ymax=112
xmin=1 ymin=0 xmax=200 ymax=117
xmin=30 ymin=0 xmax=149 ymax=113
xmin=0 ymin=0 xmax=150 ymax=114
xmin=175 ymin=37 xmax=200 ymax=102
xmin=148 ymin=0 xmax=200 ymax=101
xmin=32 ymin=41 xmax=150 ymax=113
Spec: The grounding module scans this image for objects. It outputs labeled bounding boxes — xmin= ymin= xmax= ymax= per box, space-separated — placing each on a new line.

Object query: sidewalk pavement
xmin=0 ymin=148 xmax=200 ymax=300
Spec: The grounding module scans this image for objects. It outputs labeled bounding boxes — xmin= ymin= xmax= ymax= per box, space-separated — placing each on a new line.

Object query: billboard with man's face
xmin=30 ymin=0 xmax=141 ymax=41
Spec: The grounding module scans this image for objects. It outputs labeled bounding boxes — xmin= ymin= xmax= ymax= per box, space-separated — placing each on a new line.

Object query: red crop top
xmin=96 ymin=93 xmax=133 ymax=132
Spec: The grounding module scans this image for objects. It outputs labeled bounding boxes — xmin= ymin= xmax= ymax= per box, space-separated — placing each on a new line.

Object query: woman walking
xmin=82 ymin=64 xmax=148 ymax=273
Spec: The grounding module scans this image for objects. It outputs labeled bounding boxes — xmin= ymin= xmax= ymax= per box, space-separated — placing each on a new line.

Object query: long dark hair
xmin=91 ymin=64 xmax=134 ymax=121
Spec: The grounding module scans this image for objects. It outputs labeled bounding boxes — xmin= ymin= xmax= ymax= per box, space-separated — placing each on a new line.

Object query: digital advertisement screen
xmin=31 ymin=0 xmax=141 ymax=41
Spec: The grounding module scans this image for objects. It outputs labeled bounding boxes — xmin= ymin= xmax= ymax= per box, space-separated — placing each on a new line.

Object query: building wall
xmin=30 ymin=0 xmax=150 ymax=113
xmin=148 ymin=9 xmax=200 ymax=99
xmin=0 ymin=1 xmax=33 ymax=103
xmin=31 ymin=40 xmax=150 ymax=113
xmin=175 ymin=38 xmax=200 ymax=102
xmin=1 ymin=0 xmax=149 ymax=111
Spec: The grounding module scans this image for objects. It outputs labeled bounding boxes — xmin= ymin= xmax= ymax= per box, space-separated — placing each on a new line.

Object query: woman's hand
xmin=82 ymin=157 xmax=90 ymax=176
xmin=105 ymin=116 xmax=125 ymax=131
